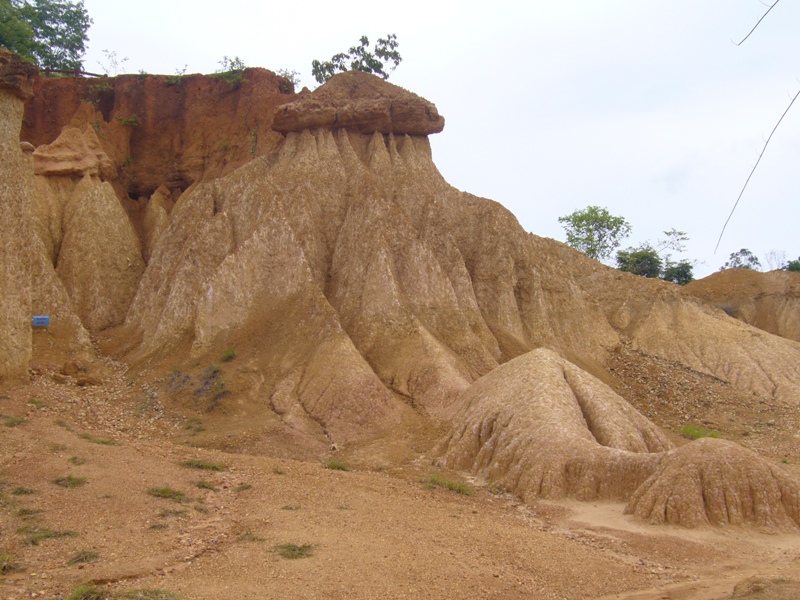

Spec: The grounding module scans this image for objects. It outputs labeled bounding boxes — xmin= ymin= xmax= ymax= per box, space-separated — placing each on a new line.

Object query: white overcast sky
xmin=81 ymin=0 xmax=800 ymax=277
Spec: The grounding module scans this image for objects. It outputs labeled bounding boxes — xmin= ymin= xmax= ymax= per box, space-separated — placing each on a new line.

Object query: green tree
xmin=558 ymin=206 xmax=631 ymax=262
xmin=311 ymin=34 xmax=401 ymax=84
xmin=783 ymin=257 xmax=800 ymax=272
xmin=0 ymin=1 xmax=36 ymax=60
xmin=0 ymin=0 xmax=91 ymax=70
xmin=720 ymin=248 xmax=761 ymax=271
xmin=616 ymin=245 xmax=662 ymax=278
xmin=661 ymin=260 xmax=694 ymax=285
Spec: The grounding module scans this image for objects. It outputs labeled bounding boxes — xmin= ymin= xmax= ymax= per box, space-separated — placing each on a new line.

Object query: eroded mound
xmin=440 ymin=348 xmax=672 ymax=501
xmin=684 ymin=269 xmax=800 ymax=343
xmin=625 ymin=437 xmax=800 ymax=531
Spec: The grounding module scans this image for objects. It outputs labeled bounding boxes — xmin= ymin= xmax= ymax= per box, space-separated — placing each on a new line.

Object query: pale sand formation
xmin=1 ymin=53 xmax=800 ymax=540
xmin=626 ymin=438 xmax=800 ymax=531
xmin=684 ymin=267 xmax=800 ymax=343
xmin=440 ymin=348 xmax=671 ymax=501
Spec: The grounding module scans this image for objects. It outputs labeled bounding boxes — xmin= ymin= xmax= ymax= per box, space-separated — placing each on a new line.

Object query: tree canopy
xmin=615 ymin=245 xmax=662 ymax=279
xmin=0 ymin=0 xmax=91 ymax=70
xmin=311 ymin=34 xmax=401 ymax=84
xmin=558 ymin=206 xmax=631 ymax=262
xmin=720 ymin=248 xmax=761 ymax=271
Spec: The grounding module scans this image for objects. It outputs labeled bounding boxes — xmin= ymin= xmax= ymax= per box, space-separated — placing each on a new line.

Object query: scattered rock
xmin=75 ymin=374 xmax=101 ymax=386
xmin=51 ymin=373 xmax=71 ymax=384
xmin=61 ymin=359 xmax=84 ymax=376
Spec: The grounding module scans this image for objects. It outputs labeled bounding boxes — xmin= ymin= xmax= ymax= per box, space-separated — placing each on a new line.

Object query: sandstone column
xmin=0 ymin=50 xmax=37 ymax=381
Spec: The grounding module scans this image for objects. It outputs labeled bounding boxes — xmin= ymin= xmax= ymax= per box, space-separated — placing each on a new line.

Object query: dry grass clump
xmin=423 ymin=474 xmax=475 ymax=496
xmin=274 ymin=543 xmax=314 ymax=559
xmin=180 ymin=459 xmax=226 ymax=471
xmin=147 ymin=487 xmax=186 ymax=502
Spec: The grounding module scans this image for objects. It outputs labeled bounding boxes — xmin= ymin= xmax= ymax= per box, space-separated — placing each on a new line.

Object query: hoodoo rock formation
xmin=3 ymin=59 xmax=800 ymax=530
xmin=272 ymin=71 xmax=445 ymax=135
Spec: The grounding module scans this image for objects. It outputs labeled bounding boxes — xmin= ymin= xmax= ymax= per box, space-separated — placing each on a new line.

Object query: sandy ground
xmin=1 ymin=356 xmax=799 ymax=600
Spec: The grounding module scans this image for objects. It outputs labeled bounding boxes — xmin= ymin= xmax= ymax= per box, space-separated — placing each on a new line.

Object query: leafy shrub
xmin=214 ymin=56 xmax=246 ymax=85
xmin=115 ymin=114 xmax=140 ymax=126
xmin=616 ymin=245 xmax=662 ymax=278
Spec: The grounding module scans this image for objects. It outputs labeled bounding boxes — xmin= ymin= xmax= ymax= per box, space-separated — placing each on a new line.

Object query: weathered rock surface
xmin=626 ymin=438 xmax=800 ymax=531
xmin=33 ymin=124 xmax=116 ymax=179
xmin=440 ymin=348 xmax=672 ymax=501
xmin=120 ymin=128 xmax=618 ymax=432
xmin=272 ymin=71 xmax=445 ymax=135
xmin=539 ymin=239 xmax=800 ymax=404
xmin=684 ymin=268 xmax=800 ymax=343
xmin=0 ymin=49 xmax=36 ymax=380
xmin=22 ymin=69 xmax=294 ymax=198
xmin=6 ymin=63 xmax=800 ymax=530
xmin=55 ymin=176 xmax=145 ymax=332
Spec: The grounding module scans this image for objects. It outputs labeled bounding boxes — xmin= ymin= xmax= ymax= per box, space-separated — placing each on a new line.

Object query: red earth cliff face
xmin=21 ymin=69 xmax=294 ymax=199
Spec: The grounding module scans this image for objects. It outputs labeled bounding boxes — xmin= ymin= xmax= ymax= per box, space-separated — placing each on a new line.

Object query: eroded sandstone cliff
xmin=4 ymin=61 xmax=800 ymax=530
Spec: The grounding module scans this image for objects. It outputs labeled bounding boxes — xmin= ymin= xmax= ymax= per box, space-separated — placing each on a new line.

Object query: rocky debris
xmin=625 ymin=438 xmax=800 ymax=531
xmin=61 ymin=358 xmax=84 ymax=375
xmin=440 ymin=348 xmax=672 ymax=501
xmin=272 ymin=71 xmax=445 ymax=135
xmin=32 ymin=124 xmax=116 ymax=179
xmin=683 ymin=269 xmax=800 ymax=343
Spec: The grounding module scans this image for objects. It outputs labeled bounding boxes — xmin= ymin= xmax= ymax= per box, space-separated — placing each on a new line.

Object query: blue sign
xmin=32 ymin=316 xmax=50 ymax=327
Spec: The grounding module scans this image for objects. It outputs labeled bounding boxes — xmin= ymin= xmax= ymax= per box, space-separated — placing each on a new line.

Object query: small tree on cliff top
xmin=558 ymin=206 xmax=631 ymax=262
xmin=311 ymin=34 xmax=401 ymax=84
